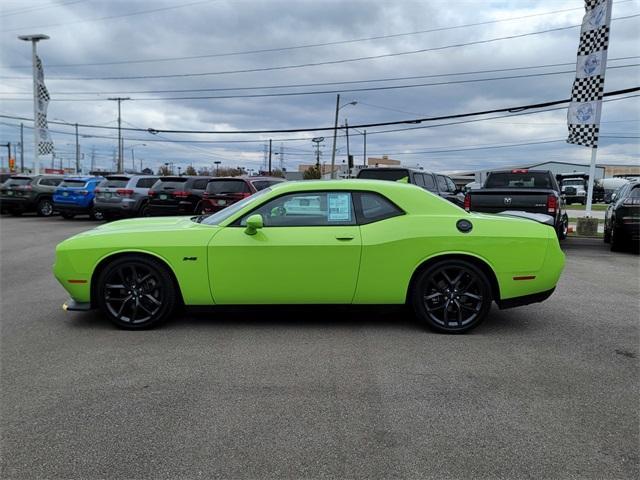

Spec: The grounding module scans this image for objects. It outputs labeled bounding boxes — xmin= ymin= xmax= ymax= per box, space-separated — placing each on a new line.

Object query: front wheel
xmin=411 ymin=260 xmax=492 ymax=333
xmin=96 ymin=255 xmax=177 ymax=329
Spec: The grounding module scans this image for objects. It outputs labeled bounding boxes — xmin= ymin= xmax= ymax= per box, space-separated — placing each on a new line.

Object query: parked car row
xmin=604 ymin=180 xmax=640 ymax=251
xmin=0 ymin=174 xmax=287 ymax=220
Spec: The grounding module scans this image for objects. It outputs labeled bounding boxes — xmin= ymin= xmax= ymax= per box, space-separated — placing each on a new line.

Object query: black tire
xmin=96 ymin=255 xmax=177 ymax=329
xmin=36 ymin=198 xmax=54 ymax=217
xmin=411 ymin=259 xmax=492 ymax=333
xmin=140 ymin=204 xmax=152 ymax=217
xmin=610 ymin=226 xmax=625 ymax=252
xmin=557 ymin=215 xmax=569 ymax=240
xmin=90 ymin=208 xmax=104 ymax=221
xmin=60 ymin=211 xmax=75 ymax=219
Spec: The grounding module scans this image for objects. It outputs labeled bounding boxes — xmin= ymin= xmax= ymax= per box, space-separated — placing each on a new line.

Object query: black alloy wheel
xmin=97 ymin=255 xmax=177 ymax=329
xmin=412 ymin=260 xmax=492 ymax=333
xmin=36 ymin=198 xmax=54 ymax=217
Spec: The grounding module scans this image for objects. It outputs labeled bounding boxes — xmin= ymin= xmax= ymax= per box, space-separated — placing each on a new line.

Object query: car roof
xmin=208 ymin=176 xmax=284 ymax=181
xmin=62 ymin=176 xmax=103 ymax=181
xmin=359 ymin=167 xmax=434 ymax=174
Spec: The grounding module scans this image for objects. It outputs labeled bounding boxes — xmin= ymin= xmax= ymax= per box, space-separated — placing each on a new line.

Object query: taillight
xmin=79 ymin=190 xmax=89 ymax=196
xmin=547 ymin=194 xmax=557 ymax=214
xmin=116 ymin=189 xmax=134 ymax=197
xmin=241 ymin=192 xmax=251 ymax=198
xmin=512 ymin=169 xmax=528 ymax=174
xmin=95 ymin=188 xmax=101 ymax=193
xmin=464 ymin=193 xmax=471 ymax=212
xmin=173 ymin=191 xmax=189 ymax=198
xmin=623 ymin=198 xmax=640 ymax=205
xmin=148 ymin=190 xmax=156 ymax=197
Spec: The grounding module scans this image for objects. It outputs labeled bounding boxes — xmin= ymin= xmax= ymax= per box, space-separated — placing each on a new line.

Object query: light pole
xmin=129 ymin=143 xmax=146 ymax=171
xmin=214 ymin=160 xmax=221 ymax=176
xmin=350 ymin=126 xmax=367 ymax=168
xmin=329 ymin=95 xmax=357 ymax=179
xmin=18 ymin=34 xmax=49 ymax=175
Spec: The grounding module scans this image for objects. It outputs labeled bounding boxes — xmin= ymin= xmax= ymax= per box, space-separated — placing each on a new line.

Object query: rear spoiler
xmin=496 ymin=211 xmax=555 ymax=227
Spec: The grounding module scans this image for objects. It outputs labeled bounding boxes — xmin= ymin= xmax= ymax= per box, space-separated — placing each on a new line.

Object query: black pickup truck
xmin=464 ymin=169 xmax=569 ymax=240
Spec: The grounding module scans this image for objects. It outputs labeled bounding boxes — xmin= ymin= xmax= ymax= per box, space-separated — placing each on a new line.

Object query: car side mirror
xmin=244 ymin=214 xmax=263 ymax=235
xmin=610 ymin=194 xmax=617 ymax=202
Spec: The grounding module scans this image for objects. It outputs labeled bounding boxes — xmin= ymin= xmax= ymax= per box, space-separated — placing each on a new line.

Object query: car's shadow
xmin=68 ymin=304 xmax=532 ymax=334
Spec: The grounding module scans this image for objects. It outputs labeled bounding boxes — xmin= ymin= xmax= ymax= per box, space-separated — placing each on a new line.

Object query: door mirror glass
xmin=244 ymin=214 xmax=263 ymax=235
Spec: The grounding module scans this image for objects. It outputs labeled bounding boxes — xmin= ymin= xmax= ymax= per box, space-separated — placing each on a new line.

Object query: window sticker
xmin=327 ymin=193 xmax=351 ymax=222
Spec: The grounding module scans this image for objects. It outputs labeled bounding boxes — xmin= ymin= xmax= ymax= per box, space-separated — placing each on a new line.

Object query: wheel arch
xmin=405 ymin=253 xmax=501 ymax=304
xmin=90 ymin=250 xmax=185 ymax=308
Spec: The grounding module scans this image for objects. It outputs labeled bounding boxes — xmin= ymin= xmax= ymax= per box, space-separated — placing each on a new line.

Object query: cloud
xmin=0 ymin=0 xmax=638 ymax=173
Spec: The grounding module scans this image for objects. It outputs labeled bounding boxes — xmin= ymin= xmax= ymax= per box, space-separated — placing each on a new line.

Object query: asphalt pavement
xmin=1 ymin=214 xmax=638 ymax=479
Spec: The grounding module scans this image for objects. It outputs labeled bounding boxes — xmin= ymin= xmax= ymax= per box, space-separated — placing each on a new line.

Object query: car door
xmin=208 ymin=190 xmax=362 ymax=304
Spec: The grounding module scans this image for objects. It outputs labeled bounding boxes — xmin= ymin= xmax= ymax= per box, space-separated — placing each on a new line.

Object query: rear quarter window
xmin=357 ymin=169 xmax=411 ymax=182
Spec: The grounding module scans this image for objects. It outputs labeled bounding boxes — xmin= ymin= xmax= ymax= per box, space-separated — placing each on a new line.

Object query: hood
xmin=75 ymin=216 xmax=203 ymax=238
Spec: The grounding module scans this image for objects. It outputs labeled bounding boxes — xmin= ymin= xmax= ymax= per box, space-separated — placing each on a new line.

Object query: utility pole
xmin=330 ymin=94 xmax=340 ymax=179
xmin=20 ymin=123 xmax=24 ymax=172
xmin=74 ymin=123 xmax=80 ymax=173
xmin=345 ymin=118 xmax=350 ymax=178
xmin=0 ymin=143 xmax=10 ymax=172
xmin=108 ymin=97 xmax=130 ymax=173
xmin=363 ymin=129 xmax=367 ymax=167
xmin=90 ymin=145 xmax=95 ymax=172
xmin=18 ymin=34 xmax=49 ymax=175
xmin=268 ymin=138 xmax=272 ymax=175
xmin=279 ymin=143 xmax=284 ymax=171
xmin=131 ymin=147 xmax=135 ymax=170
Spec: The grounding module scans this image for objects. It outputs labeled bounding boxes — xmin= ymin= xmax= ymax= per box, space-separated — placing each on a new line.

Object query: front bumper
xmin=63 ymin=299 xmax=93 ymax=311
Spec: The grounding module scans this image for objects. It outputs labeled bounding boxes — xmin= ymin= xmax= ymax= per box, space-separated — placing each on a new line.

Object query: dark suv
xmin=199 ymin=176 xmax=285 ymax=213
xmin=147 ymin=176 xmax=213 ymax=216
xmin=356 ymin=168 xmax=464 ymax=206
xmin=604 ymin=181 xmax=639 ymax=251
xmin=0 ymin=174 xmax=63 ymax=216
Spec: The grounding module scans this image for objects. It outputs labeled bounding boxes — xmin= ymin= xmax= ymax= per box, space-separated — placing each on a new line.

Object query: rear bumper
xmin=496 ymin=287 xmax=555 ymax=309
xmin=0 ymin=196 xmax=35 ymax=210
xmin=53 ymin=202 xmax=92 ymax=212
xmin=94 ymin=200 xmax=139 ymax=215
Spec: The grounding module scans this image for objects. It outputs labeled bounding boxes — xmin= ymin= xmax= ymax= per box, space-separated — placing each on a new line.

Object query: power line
xmin=4 ymin=14 xmax=638 ymax=82
xmin=1 ymin=0 xmax=217 ymax=33
xmin=1 ymin=57 xmax=638 ymax=97
xmin=4 ymin=2 xmax=633 ymax=69
xmin=0 ymin=0 xmax=88 ymax=18
xmin=3 ymin=64 xmax=637 ymax=102
xmin=0 ymin=87 xmax=638 ymax=135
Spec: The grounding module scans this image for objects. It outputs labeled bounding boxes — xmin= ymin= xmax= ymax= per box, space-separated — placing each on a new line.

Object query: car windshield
xmin=101 ymin=177 xmax=130 ymax=188
xmin=206 ymin=179 xmax=250 ymax=194
xmin=485 ymin=172 xmax=551 ymax=189
xmin=5 ymin=177 xmax=32 ymax=187
xmin=563 ymin=180 xmax=584 ymax=186
xmin=200 ymin=188 xmax=272 ymax=225
xmin=59 ymin=180 xmax=87 ymax=188
xmin=358 ymin=169 xmax=410 ymax=182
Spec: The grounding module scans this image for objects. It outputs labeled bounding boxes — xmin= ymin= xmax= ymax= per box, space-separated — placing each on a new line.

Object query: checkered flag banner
xmin=35 ymin=55 xmax=54 ymax=156
xmin=567 ymin=0 xmax=612 ymax=148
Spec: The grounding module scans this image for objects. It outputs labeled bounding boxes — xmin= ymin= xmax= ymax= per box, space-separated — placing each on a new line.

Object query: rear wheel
xmin=411 ymin=259 xmax=492 ymax=333
xmin=36 ymin=198 xmax=54 ymax=217
xmin=90 ymin=208 xmax=104 ymax=221
xmin=610 ymin=226 xmax=625 ymax=252
xmin=96 ymin=255 xmax=177 ymax=329
xmin=557 ymin=215 xmax=568 ymax=240
xmin=603 ymin=223 xmax=611 ymax=243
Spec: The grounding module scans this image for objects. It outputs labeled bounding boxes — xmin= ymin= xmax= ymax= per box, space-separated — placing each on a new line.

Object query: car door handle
xmin=335 ymin=236 xmax=354 ymax=241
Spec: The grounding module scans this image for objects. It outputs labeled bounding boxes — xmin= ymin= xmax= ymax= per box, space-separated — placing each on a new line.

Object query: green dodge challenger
xmin=54 ymin=180 xmax=565 ymax=333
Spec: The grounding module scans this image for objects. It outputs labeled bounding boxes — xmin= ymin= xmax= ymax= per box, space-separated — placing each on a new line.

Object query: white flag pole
xmin=18 ymin=34 xmax=49 ymax=175
xmin=585 ymin=147 xmax=598 ymax=216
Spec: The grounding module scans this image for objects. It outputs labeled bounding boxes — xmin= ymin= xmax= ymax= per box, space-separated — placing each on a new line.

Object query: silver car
xmin=94 ymin=175 xmax=159 ymax=218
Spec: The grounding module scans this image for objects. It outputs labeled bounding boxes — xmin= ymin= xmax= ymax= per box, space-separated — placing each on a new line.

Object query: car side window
xmin=192 ymin=179 xmax=209 ymax=190
xmin=355 ymin=192 xmax=404 ymax=225
xmin=423 ymin=174 xmax=437 ymax=192
xmin=436 ymin=175 xmax=448 ymax=192
xmin=445 ymin=177 xmax=457 ymax=192
xmin=240 ymin=191 xmax=355 ymax=227
xmin=413 ymin=173 xmax=425 ymax=187
xmin=136 ymin=177 xmax=158 ymax=188
xmin=39 ymin=178 xmax=57 ymax=186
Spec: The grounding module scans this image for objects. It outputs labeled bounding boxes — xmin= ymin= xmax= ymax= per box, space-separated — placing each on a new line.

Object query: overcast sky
xmin=0 ymin=0 xmax=638 ymax=174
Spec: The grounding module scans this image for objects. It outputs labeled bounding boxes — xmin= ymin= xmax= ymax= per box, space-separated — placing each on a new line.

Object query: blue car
xmin=53 ymin=176 xmax=104 ymax=220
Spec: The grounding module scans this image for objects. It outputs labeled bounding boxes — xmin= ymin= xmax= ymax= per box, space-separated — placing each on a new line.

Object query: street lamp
xmin=330 ymin=95 xmax=357 ymax=179
xmin=18 ymin=34 xmax=49 ymax=175
xmin=214 ymin=160 xmax=221 ymax=176
xmin=350 ymin=126 xmax=367 ymax=169
xmin=129 ymin=143 xmax=146 ymax=171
